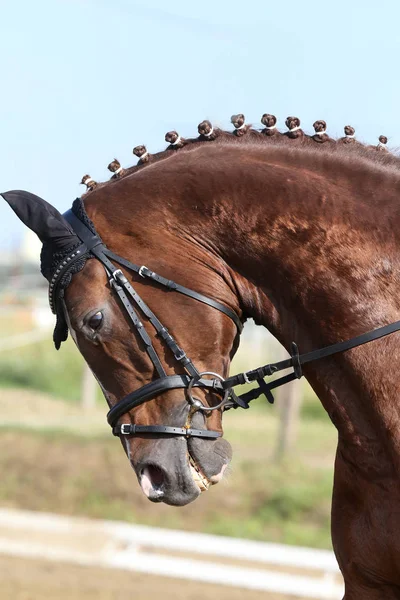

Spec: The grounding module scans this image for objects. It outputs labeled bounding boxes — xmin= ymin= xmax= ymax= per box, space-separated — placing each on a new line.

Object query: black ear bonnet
xmin=2 ymin=191 xmax=97 ymax=349
xmin=48 ymin=198 xmax=97 ymax=348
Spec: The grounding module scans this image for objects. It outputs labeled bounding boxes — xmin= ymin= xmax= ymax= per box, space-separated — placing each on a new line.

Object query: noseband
xmin=50 ymin=207 xmax=400 ymax=441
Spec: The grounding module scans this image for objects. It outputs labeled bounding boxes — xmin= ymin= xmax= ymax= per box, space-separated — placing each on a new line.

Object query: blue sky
xmin=1 ymin=0 xmax=400 ymax=249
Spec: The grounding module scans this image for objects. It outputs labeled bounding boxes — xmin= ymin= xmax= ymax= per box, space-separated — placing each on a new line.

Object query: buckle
xmin=111 ymin=269 xmax=128 ymax=286
xmin=243 ymin=371 xmax=252 ymax=384
xmin=120 ymin=424 xmax=132 ymax=435
xmin=174 ymin=348 xmax=186 ymax=361
xmin=138 ymin=265 xmax=149 ymax=278
xmin=290 ymin=342 xmax=303 ymax=379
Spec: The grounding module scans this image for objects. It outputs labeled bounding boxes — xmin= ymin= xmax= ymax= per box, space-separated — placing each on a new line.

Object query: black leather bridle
xmin=50 ymin=208 xmax=400 ymax=440
xmin=54 ymin=209 xmax=243 ymax=440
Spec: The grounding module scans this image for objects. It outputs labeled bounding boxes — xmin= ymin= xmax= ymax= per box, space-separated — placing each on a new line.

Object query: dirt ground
xmin=0 ymin=555 xmax=293 ymax=600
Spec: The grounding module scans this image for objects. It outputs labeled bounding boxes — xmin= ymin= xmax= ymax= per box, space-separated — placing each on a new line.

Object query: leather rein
xmin=50 ymin=208 xmax=400 ymax=440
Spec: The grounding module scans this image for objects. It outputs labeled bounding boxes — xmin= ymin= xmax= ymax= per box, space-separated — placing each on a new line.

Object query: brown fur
xmin=66 ymin=138 xmax=400 ymax=595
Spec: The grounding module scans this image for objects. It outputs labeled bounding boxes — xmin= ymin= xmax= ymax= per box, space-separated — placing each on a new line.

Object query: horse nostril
xmin=145 ymin=464 xmax=165 ymax=487
xmin=140 ymin=464 xmax=166 ymax=501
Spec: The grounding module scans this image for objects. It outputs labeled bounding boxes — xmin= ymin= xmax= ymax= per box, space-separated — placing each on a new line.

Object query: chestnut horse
xmin=4 ymin=132 xmax=400 ymax=598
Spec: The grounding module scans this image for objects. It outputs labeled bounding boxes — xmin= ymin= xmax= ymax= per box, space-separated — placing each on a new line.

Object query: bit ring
xmin=186 ymin=371 xmax=229 ymax=412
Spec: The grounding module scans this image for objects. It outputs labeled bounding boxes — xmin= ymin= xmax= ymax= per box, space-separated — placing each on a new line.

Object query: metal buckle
xmin=138 ymin=265 xmax=148 ymax=278
xmin=111 ymin=269 xmax=127 ymax=286
xmin=120 ymin=424 xmax=132 ymax=435
xmin=175 ymin=348 xmax=186 ymax=361
xmin=243 ymin=371 xmax=252 ymax=384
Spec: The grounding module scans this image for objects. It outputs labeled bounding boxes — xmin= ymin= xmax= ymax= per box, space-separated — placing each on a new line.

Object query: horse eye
xmin=88 ymin=311 xmax=103 ymax=331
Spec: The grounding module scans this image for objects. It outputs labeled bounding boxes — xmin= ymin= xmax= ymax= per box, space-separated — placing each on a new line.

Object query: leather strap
xmin=111 ymin=270 xmax=199 ymax=378
xmin=107 ymin=374 xmax=224 ymax=427
xmin=110 ymin=276 xmax=167 ymax=377
xmin=224 ymin=319 xmax=400 ymax=390
xmin=113 ymin=423 xmax=221 ymax=438
xmin=103 ymin=249 xmax=244 ymax=333
xmin=223 ymin=319 xmax=400 ymax=408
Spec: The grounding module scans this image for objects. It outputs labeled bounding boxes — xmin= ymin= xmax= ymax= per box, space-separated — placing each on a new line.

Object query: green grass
xmin=0 ymin=338 xmax=84 ymax=401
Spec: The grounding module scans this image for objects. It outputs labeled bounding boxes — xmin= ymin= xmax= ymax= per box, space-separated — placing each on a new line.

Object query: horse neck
xmin=92 ymin=144 xmax=400 ymax=473
xmin=167 ymin=145 xmax=400 ymax=474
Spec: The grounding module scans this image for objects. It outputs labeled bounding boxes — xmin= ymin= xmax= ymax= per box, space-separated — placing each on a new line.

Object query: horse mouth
xmin=134 ymin=434 xmax=231 ymax=505
xmin=188 ymin=453 xmax=210 ymax=492
xmin=137 ymin=451 xmax=212 ymax=504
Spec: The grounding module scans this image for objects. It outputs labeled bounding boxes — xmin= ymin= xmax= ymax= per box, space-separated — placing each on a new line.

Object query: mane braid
xmin=80 ymin=118 xmax=399 ymax=198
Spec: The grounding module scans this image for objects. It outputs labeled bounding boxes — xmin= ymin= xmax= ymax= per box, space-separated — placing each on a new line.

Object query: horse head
xmin=3 ymin=186 xmax=243 ymax=506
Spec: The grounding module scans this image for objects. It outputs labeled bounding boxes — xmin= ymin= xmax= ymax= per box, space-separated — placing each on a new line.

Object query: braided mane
xmin=80 ymin=114 xmax=397 ymax=196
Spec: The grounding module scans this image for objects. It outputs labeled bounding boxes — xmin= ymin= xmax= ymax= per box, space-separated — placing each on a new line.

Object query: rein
xmin=54 ymin=208 xmax=400 ymax=440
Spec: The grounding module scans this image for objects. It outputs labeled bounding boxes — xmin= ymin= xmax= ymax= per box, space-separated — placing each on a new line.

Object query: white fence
xmin=0 ymin=508 xmax=344 ymax=599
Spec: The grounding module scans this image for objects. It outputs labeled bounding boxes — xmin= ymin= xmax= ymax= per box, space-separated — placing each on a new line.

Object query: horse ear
xmin=1 ymin=190 xmax=78 ymax=250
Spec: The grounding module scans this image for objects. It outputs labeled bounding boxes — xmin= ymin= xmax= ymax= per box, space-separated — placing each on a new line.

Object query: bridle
xmin=54 ymin=209 xmax=243 ymax=440
xmin=50 ymin=207 xmax=400 ymax=440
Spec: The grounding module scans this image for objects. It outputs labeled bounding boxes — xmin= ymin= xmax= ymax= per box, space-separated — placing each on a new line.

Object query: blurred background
xmin=1 ymin=1 xmax=399 ymax=598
